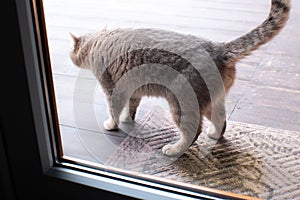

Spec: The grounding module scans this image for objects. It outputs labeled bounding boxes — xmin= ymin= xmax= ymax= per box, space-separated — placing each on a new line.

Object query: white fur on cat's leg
xmin=162 ymin=133 xmax=195 ymax=157
xmin=119 ymin=101 xmax=131 ymax=122
xmin=206 ymin=120 xmax=226 ymax=140
xmin=162 ymin=141 xmax=189 ymax=157
xmin=207 ymin=123 xmax=220 ymax=139
xmin=207 ymin=100 xmax=226 ymax=140
xmin=103 ymin=117 xmax=118 ymax=130
xmin=162 ymin=144 xmax=183 ymax=157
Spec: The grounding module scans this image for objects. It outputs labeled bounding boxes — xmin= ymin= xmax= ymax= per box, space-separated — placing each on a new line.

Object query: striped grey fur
xmin=223 ymin=0 xmax=291 ymax=61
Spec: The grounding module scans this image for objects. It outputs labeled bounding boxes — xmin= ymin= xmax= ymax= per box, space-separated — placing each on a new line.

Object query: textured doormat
xmin=106 ymin=110 xmax=300 ymax=199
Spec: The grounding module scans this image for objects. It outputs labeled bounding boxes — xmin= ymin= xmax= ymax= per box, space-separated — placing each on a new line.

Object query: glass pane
xmin=42 ymin=0 xmax=300 ymax=199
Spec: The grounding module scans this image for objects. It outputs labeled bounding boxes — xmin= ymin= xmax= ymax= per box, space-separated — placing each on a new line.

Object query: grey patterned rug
xmin=106 ymin=110 xmax=300 ymax=199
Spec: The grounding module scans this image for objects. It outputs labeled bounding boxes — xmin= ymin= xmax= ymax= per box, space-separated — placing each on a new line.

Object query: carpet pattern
xmin=106 ymin=110 xmax=300 ymax=199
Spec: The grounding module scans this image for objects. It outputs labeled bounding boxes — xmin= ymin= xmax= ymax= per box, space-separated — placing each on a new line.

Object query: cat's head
xmin=69 ymin=33 xmax=90 ymax=69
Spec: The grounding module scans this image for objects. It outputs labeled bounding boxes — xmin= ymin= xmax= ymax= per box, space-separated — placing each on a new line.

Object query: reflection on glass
xmin=43 ymin=1 xmax=299 ymax=199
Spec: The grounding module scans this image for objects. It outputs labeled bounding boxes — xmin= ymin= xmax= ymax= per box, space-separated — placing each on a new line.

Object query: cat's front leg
xmin=103 ymin=116 xmax=118 ymax=130
xmin=103 ymin=95 xmax=121 ymax=131
xmin=119 ymin=101 xmax=131 ymax=122
xmin=119 ymin=97 xmax=141 ymax=122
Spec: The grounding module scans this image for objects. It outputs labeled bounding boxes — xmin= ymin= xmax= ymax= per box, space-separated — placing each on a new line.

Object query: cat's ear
xmin=69 ymin=32 xmax=79 ymax=44
xmin=101 ymin=25 xmax=107 ymax=32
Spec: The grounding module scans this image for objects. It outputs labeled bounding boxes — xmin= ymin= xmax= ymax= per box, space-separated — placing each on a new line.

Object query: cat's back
xmin=99 ymin=28 xmax=212 ymax=53
xmin=94 ymin=28 xmax=223 ymax=94
xmin=90 ymin=28 xmax=219 ymax=73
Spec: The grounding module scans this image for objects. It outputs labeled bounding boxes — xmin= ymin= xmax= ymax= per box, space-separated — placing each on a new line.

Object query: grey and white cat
xmin=69 ymin=0 xmax=290 ymax=157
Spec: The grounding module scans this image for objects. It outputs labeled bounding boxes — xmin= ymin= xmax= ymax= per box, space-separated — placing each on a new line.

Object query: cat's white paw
xmin=162 ymin=144 xmax=184 ymax=157
xmin=207 ymin=124 xmax=221 ymax=140
xmin=103 ymin=118 xmax=118 ymax=130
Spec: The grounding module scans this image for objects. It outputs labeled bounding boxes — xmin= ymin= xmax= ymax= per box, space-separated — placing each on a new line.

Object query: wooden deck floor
xmin=42 ymin=0 xmax=300 ymax=163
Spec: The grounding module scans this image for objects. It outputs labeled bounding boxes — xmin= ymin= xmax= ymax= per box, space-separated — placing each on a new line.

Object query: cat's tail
xmin=223 ymin=0 xmax=291 ymax=61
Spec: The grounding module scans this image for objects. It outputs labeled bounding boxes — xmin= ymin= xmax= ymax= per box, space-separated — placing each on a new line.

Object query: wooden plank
xmin=252 ymin=55 xmax=300 ymax=91
xmin=229 ymin=85 xmax=300 ymax=131
xmin=60 ymin=125 xmax=127 ymax=164
xmin=43 ymin=0 xmax=269 ymax=43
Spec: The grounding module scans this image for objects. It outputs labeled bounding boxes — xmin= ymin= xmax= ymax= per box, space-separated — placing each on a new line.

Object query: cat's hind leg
xmin=204 ymin=99 xmax=227 ymax=140
xmin=162 ymin=98 xmax=202 ymax=157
